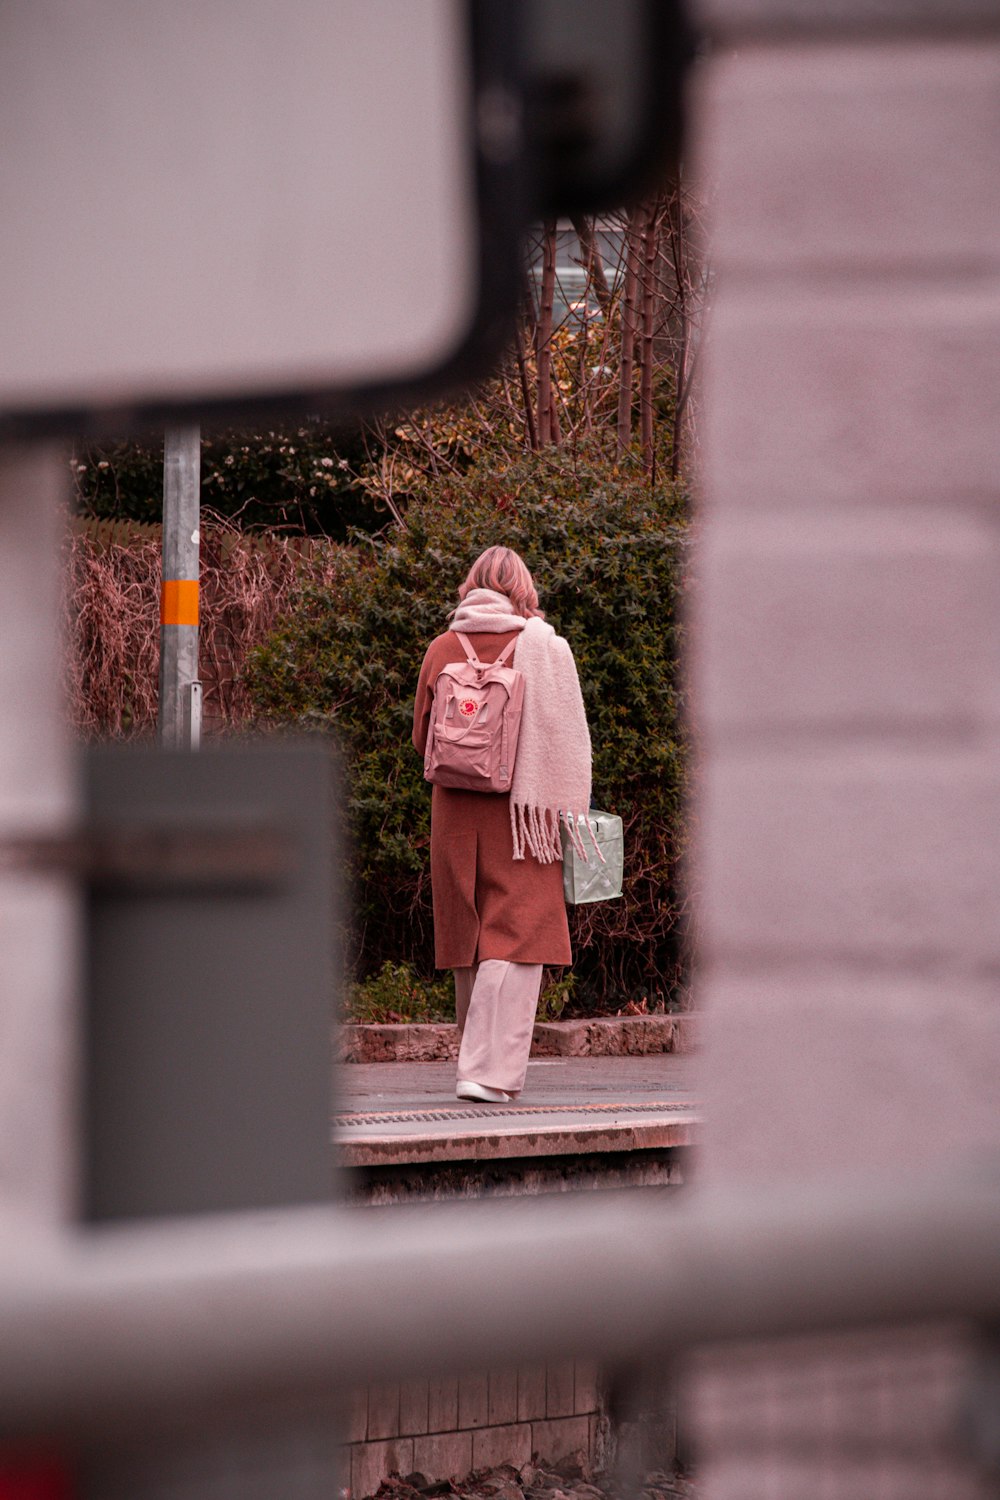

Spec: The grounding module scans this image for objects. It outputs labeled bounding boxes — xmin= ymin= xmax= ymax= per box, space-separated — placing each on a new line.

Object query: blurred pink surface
xmin=688 ymin=19 xmax=1000 ymax=1499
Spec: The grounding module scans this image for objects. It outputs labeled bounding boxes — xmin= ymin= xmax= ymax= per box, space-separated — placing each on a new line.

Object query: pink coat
xmin=413 ymin=630 xmax=572 ymax=969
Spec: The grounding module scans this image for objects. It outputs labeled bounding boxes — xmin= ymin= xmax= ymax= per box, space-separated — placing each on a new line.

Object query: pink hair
xmin=458 ymin=546 xmax=545 ymax=619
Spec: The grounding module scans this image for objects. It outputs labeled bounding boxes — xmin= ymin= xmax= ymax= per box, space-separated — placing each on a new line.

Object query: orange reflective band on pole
xmin=160 ymin=579 xmax=199 ymax=627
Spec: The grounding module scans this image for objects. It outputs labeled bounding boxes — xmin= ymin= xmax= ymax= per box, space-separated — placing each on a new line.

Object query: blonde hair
xmin=458 ymin=546 xmax=544 ymax=619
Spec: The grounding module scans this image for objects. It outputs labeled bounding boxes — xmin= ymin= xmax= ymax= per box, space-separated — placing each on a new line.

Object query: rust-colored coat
xmin=413 ymin=630 xmax=571 ymax=969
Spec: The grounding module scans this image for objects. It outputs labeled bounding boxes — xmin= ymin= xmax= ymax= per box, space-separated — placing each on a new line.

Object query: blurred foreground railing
xmin=2 ymin=1161 xmax=999 ymax=1443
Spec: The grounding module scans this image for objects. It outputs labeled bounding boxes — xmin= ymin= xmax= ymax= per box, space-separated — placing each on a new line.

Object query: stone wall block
xmin=689 ymin=1325 xmax=972 ymax=1450
xmin=428 ymin=1376 xmax=459 ymax=1434
xmin=399 ymin=1379 xmax=429 ymax=1437
xmin=671 ymin=1014 xmax=701 ymax=1054
xmin=699 ymin=41 xmax=1000 ymax=271
xmin=695 ymin=511 xmax=1000 ymax=735
xmin=472 ymin=1423 xmax=533 ymax=1472
xmin=350 ymin=1438 xmax=414 ymax=1500
xmin=458 ymin=1372 xmax=490 ymax=1431
xmin=696 ymin=970 xmax=1000 ymax=1181
xmin=531 ymin=1417 xmax=592 ymax=1467
xmin=700 ymin=749 xmax=1000 ymax=964
xmin=689 ymin=1322 xmax=984 ymax=1499
xmin=702 ymin=292 xmax=1000 ymax=509
xmin=546 ymin=1359 xmax=577 ymax=1419
xmin=367 ymin=1382 xmax=401 ymax=1443
xmin=695 ymin=1453 xmax=985 ymax=1500
xmin=517 ymin=1363 xmax=548 ymax=1422
xmin=573 ymin=1360 xmax=601 ymax=1416
xmin=695 ymin=0 xmax=1000 ymax=39
xmin=412 ymin=1431 xmax=473 ymax=1485
xmin=343 ymin=1386 xmax=368 ymax=1444
xmin=488 ymin=1368 xmax=519 ymax=1428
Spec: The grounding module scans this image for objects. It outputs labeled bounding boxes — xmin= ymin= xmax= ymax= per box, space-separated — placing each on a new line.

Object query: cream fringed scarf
xmin=448 ymin=588 xmax=594 ymax=863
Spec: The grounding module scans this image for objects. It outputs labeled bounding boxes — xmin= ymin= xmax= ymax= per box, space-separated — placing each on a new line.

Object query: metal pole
xmin=0 ymin=442 xmax=80 ymax=1231
xmin=158 ymin=427 xmax=201 ymax=750
xmin=121 ymin=431 xmax=336 ymax=1494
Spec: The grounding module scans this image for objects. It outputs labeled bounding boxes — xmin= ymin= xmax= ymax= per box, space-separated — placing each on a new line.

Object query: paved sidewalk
xmin=335 ymin=1054 xmax=699 ymax=1167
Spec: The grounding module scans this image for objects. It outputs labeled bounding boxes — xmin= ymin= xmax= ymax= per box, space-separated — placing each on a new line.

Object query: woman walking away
xmin=412 ymin=546 xmax=593 ymax=1103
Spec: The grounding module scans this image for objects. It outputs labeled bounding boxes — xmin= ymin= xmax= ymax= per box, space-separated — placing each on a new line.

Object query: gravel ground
xmin=359 ymin=1453 xmax=695 ymax=1500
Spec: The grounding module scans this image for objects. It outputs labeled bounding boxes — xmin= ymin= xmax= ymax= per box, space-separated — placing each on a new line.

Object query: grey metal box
xmin=83 ymin=743 xmax=338 ymax=1221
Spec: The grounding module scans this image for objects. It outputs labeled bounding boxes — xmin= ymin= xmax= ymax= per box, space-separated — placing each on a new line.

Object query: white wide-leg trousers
xmin=453 ymin=960 xmax=543 ymax=1096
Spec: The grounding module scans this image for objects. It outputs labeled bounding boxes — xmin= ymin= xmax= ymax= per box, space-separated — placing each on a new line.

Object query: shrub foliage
xmin=71 ymin=423 xmax=381 ymax=539
xmin=246 ymin=448 xmax=691 ymax=1008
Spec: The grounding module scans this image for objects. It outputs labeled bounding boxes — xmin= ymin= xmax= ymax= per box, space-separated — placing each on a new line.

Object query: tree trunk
xmin=571 ymin=215 xmax=612 ymax=317
xmin=616 ymin=207 xmax=643 ymax=456
xmin=669 ymin=193 xmax=689 ymax=480
xmin=536 ymin=220 xmax=558 ymax=447
xmin=639 ymin=199 xmax=660 ymax=476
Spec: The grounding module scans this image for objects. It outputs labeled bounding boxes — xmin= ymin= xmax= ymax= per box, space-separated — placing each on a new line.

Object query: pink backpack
xmin=424 ymin=633 xmax=524 ymax=793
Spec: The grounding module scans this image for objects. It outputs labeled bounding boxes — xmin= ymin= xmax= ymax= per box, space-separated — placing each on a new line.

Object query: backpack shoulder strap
xmin=453 ymin=631 xmax=481 ymax=665
xmin=496 ymin=637 xmax=518 ymax=666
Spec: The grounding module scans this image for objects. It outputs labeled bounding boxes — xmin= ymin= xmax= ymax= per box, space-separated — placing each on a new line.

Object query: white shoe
xmin=456 ymin=1080 xmax=514 ymax=1103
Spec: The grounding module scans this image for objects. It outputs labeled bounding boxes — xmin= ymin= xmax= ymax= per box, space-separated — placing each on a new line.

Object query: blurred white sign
xmin=0 ymin=0 xmax=479 ymax=418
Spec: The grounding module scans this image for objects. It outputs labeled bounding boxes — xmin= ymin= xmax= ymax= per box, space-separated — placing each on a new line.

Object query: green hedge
xmin=71 ymin=422 xmax=381 ymax=539
xmin=245 ymin=449 xmax=691 ymax=1010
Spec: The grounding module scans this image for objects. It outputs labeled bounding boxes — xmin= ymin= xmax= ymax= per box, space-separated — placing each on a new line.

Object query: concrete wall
xmin=343 ymin=1360 xmax=606 ymax=1499
xmin=689 ymin=0 xmax=1000 ymax=1494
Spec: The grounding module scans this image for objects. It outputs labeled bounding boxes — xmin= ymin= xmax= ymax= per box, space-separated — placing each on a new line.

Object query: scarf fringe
xmin=565 ymin=810 xmax=606 ymax=863
xmin=511 ymin=802 xmax=562 ymax=864
xmin=510 ymin=804 xmax=605 ymax=865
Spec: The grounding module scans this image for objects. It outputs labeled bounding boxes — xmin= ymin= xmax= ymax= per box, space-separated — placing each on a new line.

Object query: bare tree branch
xmin=513 ymin=320 xmax=539 ymax=452
xmin=639 ymin=197 xmax=661 ymax=476
xmin=536 ymin=219 xmax=559 ymax=447
xmin=616 ymin=207 xmax=643 ymax=456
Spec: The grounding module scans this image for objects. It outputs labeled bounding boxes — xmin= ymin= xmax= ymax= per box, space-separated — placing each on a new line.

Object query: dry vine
xmin=63 ymin=516 xmax=343 ymax=739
